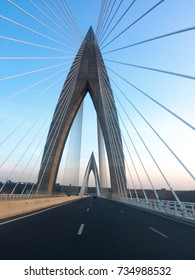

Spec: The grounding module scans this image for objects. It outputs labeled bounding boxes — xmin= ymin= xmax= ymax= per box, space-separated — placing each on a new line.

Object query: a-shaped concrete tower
xmin=37 ymin=27 xmax=126 ymax=198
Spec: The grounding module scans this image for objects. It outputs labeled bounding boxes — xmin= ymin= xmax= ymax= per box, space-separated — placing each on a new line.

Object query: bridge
xmin=0 ymin=0 xmax=195 ymax=260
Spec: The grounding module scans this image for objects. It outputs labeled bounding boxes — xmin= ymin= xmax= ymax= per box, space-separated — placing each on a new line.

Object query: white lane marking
xmin=87 ymin=208 xmax=90 ymax=211
xmin=120 ymin=210 xmax=125 ymax=213
xmin=0 ymin=200 xmax=76 ymax=226
xmin=78 ymin=224 xmax=85 ymax=235
xmin=149 ymin=227 xmax=168 ymax=238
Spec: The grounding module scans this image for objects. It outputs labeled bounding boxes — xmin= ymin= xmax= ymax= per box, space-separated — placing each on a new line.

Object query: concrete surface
xmin=0 ymin=196 xmax=84 ymax=219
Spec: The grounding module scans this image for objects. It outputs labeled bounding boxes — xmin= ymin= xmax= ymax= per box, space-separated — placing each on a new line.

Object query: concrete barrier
xmin=0 ymin=196 xmax=84 ymax=220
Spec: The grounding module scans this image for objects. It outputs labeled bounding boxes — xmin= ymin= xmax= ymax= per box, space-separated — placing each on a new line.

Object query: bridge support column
xmin=37 ymin=27 xmax=126 ymax=198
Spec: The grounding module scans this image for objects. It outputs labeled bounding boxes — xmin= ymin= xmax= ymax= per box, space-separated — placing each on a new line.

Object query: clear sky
xmin=0 ymin=0 xmax=194 ymax=192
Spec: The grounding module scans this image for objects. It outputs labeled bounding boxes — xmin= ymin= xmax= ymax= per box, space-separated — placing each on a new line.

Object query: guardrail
xmin=0 ymin=193 xmax=66 ymax=200
xmin=121 ymin=197 xmax=195 ymax=220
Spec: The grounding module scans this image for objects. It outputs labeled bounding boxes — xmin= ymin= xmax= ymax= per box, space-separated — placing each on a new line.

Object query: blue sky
xmin=0 ymin=0 xmax=194 ymax=192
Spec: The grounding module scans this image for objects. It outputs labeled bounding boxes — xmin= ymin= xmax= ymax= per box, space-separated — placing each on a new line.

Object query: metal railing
xmin=121 ymin=197 xmax=195 ymax=220
xmin=0 ymin=193 xmax=66 ymax=200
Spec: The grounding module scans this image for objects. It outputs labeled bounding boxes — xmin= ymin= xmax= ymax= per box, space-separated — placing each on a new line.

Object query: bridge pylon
xmin=79 ymin=152 xmax=101 ymax=197
xmin=37 ymin=27 xmax=126 ymax=198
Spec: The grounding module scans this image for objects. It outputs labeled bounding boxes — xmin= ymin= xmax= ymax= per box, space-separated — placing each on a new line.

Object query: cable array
xmin=0 ymin=0 xmax=194 ymax=201
xmin=96 ymin=0 xmax=194 ymax=200
xmin=0 ymin=0 xmax=82 ymax=194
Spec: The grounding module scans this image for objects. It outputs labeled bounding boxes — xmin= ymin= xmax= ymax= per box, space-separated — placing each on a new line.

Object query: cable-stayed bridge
xmin=0 ymin=0 xmax=195 ymax=260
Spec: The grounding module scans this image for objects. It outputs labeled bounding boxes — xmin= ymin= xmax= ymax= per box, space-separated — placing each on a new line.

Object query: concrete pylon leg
xmin=37 ymin=27 xmax=126 ymax=198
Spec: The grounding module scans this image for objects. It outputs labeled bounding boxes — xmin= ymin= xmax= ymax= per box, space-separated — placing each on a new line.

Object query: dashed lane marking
xmin=78 ymin=224 xmax=85 ymax=235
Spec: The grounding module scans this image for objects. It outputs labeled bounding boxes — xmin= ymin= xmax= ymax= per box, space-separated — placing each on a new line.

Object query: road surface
xmin=0 ymin=197 xmax=195 ymax=259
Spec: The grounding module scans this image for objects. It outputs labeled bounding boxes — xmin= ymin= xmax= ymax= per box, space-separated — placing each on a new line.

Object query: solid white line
xmin=0 ymin=200 xmax=75 ymax=226
xmin=78 ymin=224 xmax=85 ymax=235
xmin=120 ymin=210 xmax=125 ymax=213
xmin=149 ymin=227 xmax=168 ymax=238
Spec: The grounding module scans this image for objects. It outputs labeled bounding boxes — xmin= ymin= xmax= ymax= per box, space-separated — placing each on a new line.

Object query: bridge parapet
xmin=0 ymin=195 xmax=84 ymax=220
xmin=0 ymin=193 xmax=64 ymax=201
xmin=120 ymin=197 xmax=195 ymax=223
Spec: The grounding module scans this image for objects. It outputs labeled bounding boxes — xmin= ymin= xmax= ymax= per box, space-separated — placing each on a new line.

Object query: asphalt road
xmin=0 ymin=197 xmax=195 ymax=260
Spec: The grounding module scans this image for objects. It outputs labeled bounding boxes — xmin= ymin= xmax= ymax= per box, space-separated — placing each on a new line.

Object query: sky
xmin=0 ymin=0 xmax=194 ymax=193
